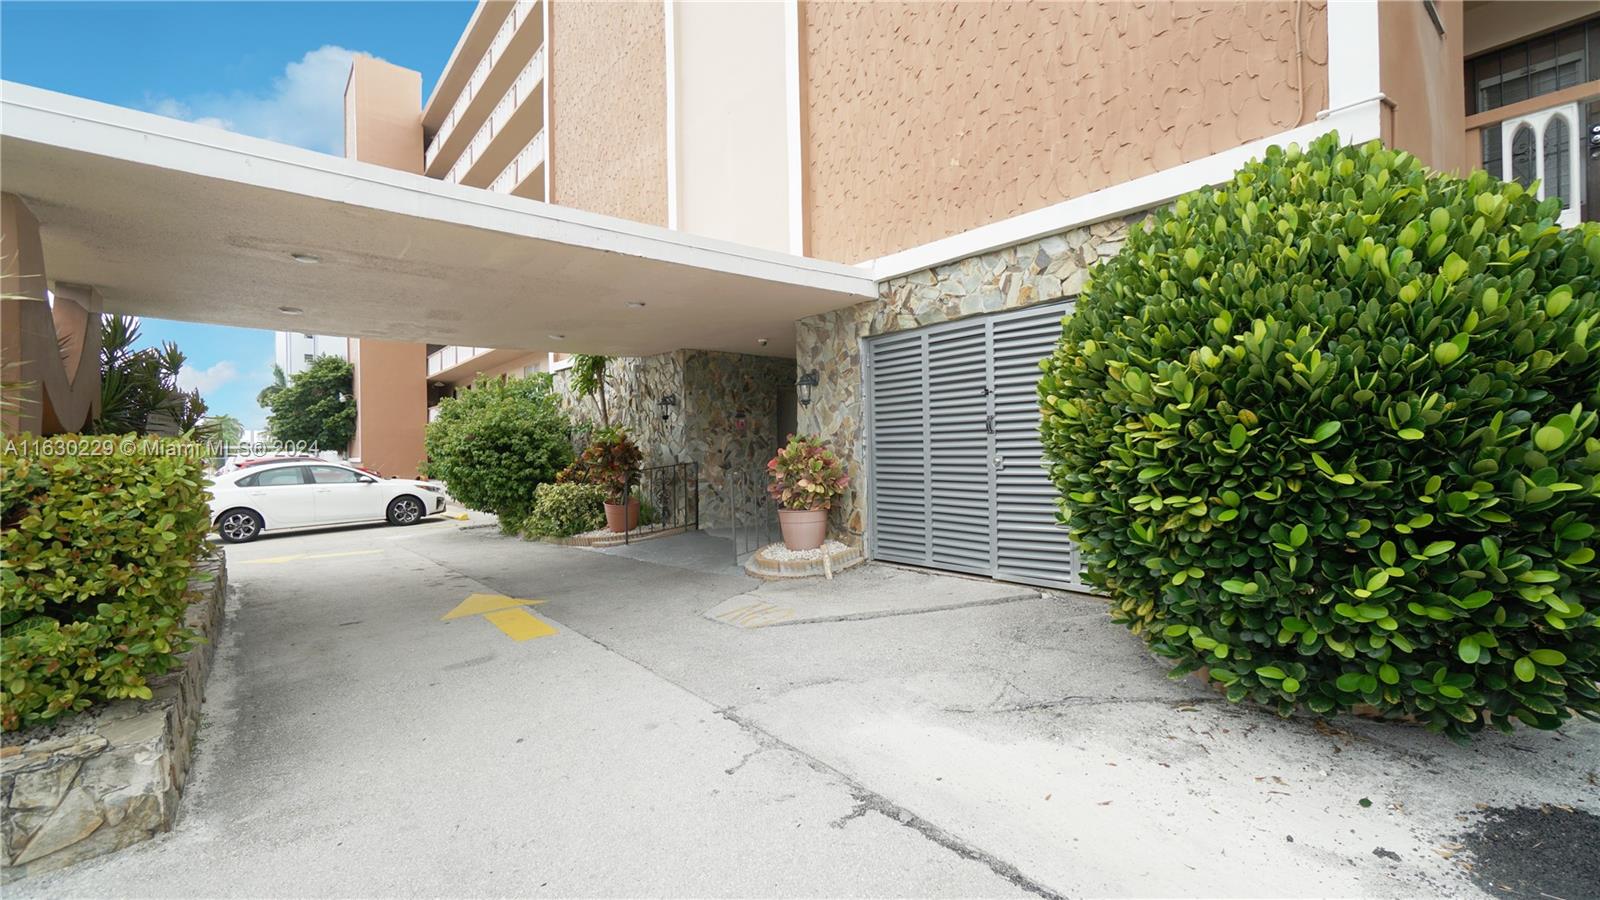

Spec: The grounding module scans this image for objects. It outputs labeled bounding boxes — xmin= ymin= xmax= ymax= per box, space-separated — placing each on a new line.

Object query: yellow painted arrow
xmin=441 ymin=593 xmax=556 ymax=641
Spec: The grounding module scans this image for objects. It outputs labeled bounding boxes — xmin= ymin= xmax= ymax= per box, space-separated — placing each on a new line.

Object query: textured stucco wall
xmin=551 ymin=0 xmax=668 ymax=226
xmin=802 ymin=1 xmax=1327 ymax=263
xmin=796 ymin=215 xmax=1141 ymax=543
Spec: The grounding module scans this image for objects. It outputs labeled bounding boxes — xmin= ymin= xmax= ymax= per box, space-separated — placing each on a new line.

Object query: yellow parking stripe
xmin=240 ymin=549 xmax=385 ymax=565
xmin=482 ymin=607 xmax=558 ymax=641
xmin=440 ymin=592 xmax=546 ymax=620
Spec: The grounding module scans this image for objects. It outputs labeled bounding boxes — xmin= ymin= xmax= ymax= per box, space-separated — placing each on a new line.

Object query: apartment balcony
xmin=487 ymin=129 xmax=546 ymax=199
xmin=426 ymin=344 xmax=540 ymax=385
xmin=423 ymin=0 xmax=543 ymax=181
xmin=441 ymin=48 xmax=545 ymax=191
xmin=1464 ymin=84 xmax=1599 ymax=229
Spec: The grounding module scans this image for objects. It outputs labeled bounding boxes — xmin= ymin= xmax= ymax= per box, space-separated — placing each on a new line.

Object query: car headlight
xmin=416 ymin=483 xmax=442 ymax=493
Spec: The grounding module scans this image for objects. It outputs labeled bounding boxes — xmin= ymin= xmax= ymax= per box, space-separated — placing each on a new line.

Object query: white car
xmin=208 ymin=461 xmax=446 ymax=543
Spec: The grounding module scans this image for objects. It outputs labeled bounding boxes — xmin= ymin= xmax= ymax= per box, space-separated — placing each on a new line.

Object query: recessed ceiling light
xmin=289 ymin=252 xmax=321 ymax=264
xmin=277 ymin=306 xmax=305 ymax=316
xmin=626 ymin=301 xmax=647 ymax=309
xmin=547 ymin=333 xmax=565 ymax=340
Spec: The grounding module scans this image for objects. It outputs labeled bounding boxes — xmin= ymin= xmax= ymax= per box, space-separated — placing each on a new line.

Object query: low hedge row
xmin=1 ymin=435 xmax=213 ymax=731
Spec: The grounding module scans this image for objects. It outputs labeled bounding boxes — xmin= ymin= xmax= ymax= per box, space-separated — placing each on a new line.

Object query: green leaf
xmin=1534 ymin=425 xmax=1565 ymax=452
xmin=1458 ymin=637 xmax=1480 ymax=664
xmin=1529 ymin=649 xmax=1567 ymax=666
xmin=1514 ymin=657 xmax=1536 ymax=682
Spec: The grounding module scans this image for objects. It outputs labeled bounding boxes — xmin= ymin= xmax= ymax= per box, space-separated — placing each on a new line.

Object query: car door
xmin=307 ymin=465 xmax=381 ymax=524
xmin=241 ymin=466 xmax=316 ymax=529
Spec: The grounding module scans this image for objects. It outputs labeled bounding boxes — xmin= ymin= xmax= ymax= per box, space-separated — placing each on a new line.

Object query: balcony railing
xmin=442 ymin=46 xmax=545 ymax=187
xmin=427 ymin=345 xmax=491 ymax=377
xmin=488 ymin=129 xmax=546 ymax=196
xmin=425 ymin=0 xmax=540 ymax=173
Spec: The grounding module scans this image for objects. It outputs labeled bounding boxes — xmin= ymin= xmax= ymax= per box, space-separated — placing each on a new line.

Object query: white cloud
xmin=144 ymin=46 xmax=375 ymax=155
xmin=176 ymin=360 xmax=240 ymax=394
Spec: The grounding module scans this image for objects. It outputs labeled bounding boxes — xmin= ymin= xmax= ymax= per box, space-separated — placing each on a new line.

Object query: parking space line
xmin=239 ymin=549 xmax=386 ymax=566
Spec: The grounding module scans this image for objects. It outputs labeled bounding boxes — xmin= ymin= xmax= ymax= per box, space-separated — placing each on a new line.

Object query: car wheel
xmin=387 ymin=495 xmax=425 ymax=526
xmin=216 ymin=508 xmax=263 ymax=544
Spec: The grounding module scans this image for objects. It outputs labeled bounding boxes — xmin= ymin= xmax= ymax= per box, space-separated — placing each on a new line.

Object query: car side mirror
xmin=358 ymin=476 xmax=377 ymax=484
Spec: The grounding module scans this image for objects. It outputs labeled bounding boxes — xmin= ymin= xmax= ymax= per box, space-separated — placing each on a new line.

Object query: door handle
xmin=994 ymin=454 xmax=1005 ymax=471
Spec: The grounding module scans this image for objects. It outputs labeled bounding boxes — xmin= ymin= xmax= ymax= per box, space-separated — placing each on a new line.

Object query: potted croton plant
xmin=766 ymin=434 xmax=849 ymax=551
xmin=560 ymin=427 xmax=643 ymax=532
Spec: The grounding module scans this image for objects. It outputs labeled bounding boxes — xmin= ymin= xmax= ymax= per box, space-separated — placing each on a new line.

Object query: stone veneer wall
xmin=796 ymin=214 xmax=1144 ymax=543
xmin=1 ymin=549 xmax=228 ymax=880
xmin=554 ymin=351 xmax=793 ymax=528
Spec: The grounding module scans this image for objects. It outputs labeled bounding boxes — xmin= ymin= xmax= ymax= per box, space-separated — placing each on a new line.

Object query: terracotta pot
xmin=603 ymin=498 xmax=640 ymax=533
xmin=778 ymin=508 xmax=827 ymax=551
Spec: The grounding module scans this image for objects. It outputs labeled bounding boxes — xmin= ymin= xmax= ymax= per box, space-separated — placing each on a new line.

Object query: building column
xmin=343 ymin=56 xmax=429 ymax=477
xmin=1 ymin=192 xmax=100 ymax=436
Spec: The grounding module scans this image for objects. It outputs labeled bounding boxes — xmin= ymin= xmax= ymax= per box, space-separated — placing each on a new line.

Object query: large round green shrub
xmin=1038 ymin=134 xmax=1599 ymax=738
xmin=424 ymin=374 xmax=573 ymax=530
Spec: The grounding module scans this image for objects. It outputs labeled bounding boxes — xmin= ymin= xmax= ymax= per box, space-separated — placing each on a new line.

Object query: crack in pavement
xmin=390 ymin=538 xmax=1066 ymax=899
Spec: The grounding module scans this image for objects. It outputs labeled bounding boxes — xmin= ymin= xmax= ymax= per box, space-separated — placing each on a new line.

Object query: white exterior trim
xmin=663 ymin=0 xmax=679 ymax=230
xmin=866 ymin=100 xmax=1386 ymax=281
xmin=1325 ymin=0 xmax=1383 ymax=113
xmin=783 ymin=0 xmax=804 ymax=256
xmin=0 ymin=80 xmax=875 ymax=298
xmin=540 ymin=0 xmax=552 ymax=204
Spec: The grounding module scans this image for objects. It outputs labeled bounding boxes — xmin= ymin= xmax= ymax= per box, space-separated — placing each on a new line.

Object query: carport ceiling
xmin=0 ymin=81 xmax=875 ymax=358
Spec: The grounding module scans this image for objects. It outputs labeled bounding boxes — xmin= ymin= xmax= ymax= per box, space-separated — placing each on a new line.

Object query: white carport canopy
xmin=0 ymin=81 xmax=875 ymax=357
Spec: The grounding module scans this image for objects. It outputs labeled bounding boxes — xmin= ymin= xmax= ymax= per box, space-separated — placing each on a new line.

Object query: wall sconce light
xmin=658 ymin=393 xmax=678 ymax=421
xmin=733 ymin=411 xmax=749 ymax=431
xmin=796 ymin=370 xmax=819 ymax=407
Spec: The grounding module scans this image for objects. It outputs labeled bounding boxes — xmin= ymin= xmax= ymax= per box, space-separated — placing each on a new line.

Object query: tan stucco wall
xmin=550 ymin=0 xmax=668 ymax=226
xmin=344 ymin=55 xmax=428 ymax=476
xmin=344 ymin=56 xmax=424 ymax=174
xmin=801 ymin=0 xmax=1328 ymax=263
xmin=1380 ymin=0 xmax=1466 ymax=174
xmin=351 ymin=339 xmax=427 ymax=478
xmin=674 ymin=0 xmax=793 ymax=252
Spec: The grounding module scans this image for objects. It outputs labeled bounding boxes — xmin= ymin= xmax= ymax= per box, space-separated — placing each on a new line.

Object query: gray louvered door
xmin=867 ymin=301 xmax=1088 ymax=591
xmin=990 ymin=303 xmax=1089 ymax=590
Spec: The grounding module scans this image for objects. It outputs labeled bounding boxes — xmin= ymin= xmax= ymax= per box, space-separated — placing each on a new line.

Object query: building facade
xmin=4 ymin=1 xmax=1595 ymax=589
xmin=274 ymin=332 xmax=349 ymax=378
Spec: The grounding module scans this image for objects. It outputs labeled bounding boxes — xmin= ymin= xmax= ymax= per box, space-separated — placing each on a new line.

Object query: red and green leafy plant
xmin=559 ymin=427 xmax=642 ymax=503
xmin=1 ymin=435 xmax=213 ymax=731
xmin=766 ymin=435 xmax=849 ymax=511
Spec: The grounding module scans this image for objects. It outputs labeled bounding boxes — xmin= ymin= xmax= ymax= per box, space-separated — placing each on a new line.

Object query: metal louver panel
xmin=927 ymin=325 xmax=994 ymax=575
xmin=866 ymin=299 xmax=1090 ymax=592
xmin=990 ymin=303 xmax=1088 ymax=591
xmin=867 ymin=331 xmax=931 ymax=566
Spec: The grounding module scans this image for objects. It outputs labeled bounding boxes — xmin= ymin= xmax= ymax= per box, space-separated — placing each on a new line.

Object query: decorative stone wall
xmin=796 ymin=214 xmax=1144 ymax=543
xmin=1 ymin=550 xmax=228 ymax=881
xmin=554 ymin=350 xmax=794 ymax=528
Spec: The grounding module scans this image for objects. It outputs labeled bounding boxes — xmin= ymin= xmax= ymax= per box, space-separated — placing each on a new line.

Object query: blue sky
xmin=1 ymin=1 xmax=473 ymax=429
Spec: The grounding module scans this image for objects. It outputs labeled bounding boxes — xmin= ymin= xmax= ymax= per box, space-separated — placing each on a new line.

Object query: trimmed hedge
xmin=424 ymin=374 xmax=573 ymax=531
xmin=524 ymin=482 xmax=608 ymax=537
xmin=1038 ymin=134 xmax=1600 ymax=738
xmin=1 ymin=435 xmax=213 ymax=731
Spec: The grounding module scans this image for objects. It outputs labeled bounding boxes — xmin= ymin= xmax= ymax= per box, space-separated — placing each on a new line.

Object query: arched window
xmin=1509 ymin=124 xmax=1537 ymax=188
xmin=1541 ymin=115 xmax=1571 ymax=208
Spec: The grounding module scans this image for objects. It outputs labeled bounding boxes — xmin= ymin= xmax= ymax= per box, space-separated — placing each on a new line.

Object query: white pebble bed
xmin=760 ymin=540 xmax=853 ymax=562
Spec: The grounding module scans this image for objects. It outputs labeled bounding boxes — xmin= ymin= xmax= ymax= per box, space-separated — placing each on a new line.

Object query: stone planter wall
xmin=1 ymin=549 xmax=229 ymax=881
xmin=796 ymin=213 xmax=1146 ymax=544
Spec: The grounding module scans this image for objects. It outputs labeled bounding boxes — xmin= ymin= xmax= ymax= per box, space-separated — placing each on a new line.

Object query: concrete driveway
xmin=16 ymin=518 xmax=1599 ymax=898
